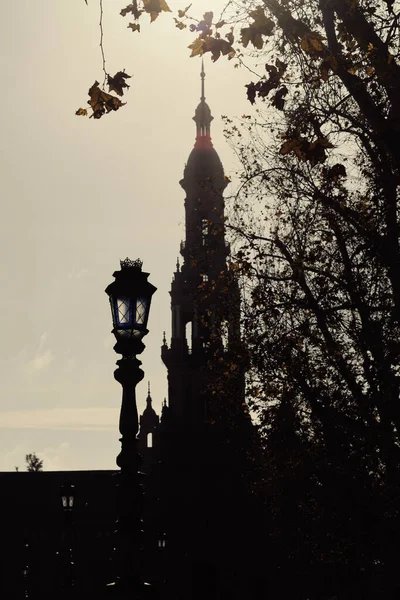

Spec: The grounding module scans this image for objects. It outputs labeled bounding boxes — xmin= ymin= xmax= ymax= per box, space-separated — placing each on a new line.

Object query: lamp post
xmin=60 ymin=483 xmax=76 ymax=593
xmin=105 ymin=258 xmax=156 ymax=597
xmin=61 ymin=483 xmax=76 ymax=512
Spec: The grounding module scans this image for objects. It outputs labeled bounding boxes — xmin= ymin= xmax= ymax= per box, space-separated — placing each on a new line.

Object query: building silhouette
xmin=0 ymin=67 xmax=262 ymax=599
xmin=137 ymin=64 xmax=259 ymax=598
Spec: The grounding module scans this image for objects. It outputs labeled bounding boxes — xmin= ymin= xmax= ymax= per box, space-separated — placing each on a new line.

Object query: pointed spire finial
xmin=146 ymin=381 xmax=152 ymax=406
xmin=176 ymin=257 xmax=180 ymax=272
xmin=193 ymin=58 xmax=213 ymax=148
xmin=201 ymin=58 xmax=205 ymax=102
xmin=162 ymin=331 xmax=167 ymax=346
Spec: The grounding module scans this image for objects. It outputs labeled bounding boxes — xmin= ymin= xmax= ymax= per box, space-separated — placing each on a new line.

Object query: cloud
xmin=26 ymin=332 xmax=54 ymax=374
xmin=67 ymin=267 xmax=89 ymax=279
xmin=41 ymin=441 xmax=71 ymax=471
xmin=1 ymin=442 xmax=71 ymax=471
xmin=0 ymin=407 xmax=119 ymax=431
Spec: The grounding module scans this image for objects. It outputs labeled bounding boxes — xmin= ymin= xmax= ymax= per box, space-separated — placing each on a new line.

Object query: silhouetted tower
xmin=138 ymin=382 xmax=159 ymax=460
xmin=161 ymin=62 xmax=243 ymax=440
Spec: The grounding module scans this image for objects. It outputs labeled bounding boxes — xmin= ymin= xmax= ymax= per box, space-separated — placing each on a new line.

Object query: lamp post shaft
xmin=109 ymin=353 xmax=149 ymax=597
xmin=115 ymin=356 xmax=143 ymax=469
xmin=105 ymin=259 xmax=156 ymax=597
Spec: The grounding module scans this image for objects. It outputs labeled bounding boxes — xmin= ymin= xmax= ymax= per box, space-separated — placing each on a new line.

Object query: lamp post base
xmin=106 ymin=578 xmax=153 ymax=598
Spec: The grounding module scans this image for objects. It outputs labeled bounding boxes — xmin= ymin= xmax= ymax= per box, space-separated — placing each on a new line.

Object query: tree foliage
xmin=25 ymin=453 xmax=43 ymax=472
xmin=214 ymin=0 xmax=400 ymax=596
xmin=77 ymin=0 xmax=400 ymax=595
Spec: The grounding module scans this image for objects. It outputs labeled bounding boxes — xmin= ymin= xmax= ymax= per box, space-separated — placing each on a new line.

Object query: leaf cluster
xmin=76 ymin=72 xmax=131 ymax=119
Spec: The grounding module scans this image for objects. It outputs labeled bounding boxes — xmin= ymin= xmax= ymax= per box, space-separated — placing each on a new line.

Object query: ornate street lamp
xmin=60 ymin=483 xmax=76 ymax=592
xmin=105 ymin=258 xmax=156 ymax=596
xmin=61 ymin=483 xmax=75 ymax=511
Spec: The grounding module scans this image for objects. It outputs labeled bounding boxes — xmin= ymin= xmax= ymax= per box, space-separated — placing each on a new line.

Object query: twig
xmin=99 ymin=0 xmax=107 ymax=89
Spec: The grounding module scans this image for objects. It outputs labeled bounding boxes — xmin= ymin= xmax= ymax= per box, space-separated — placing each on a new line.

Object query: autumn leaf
xmin=128 ymin=22 xmax=141 ymax=32
xmin=188 ymin=37 xmax=204 ymax=57
xmin=203 ymin=12 xmax=213 ymax=28
xmin=86 ymin=81 xmax=126 ymax=119
xmin=75 ymin=107 xmax=88 ymax=117
xmin=245 ymin=61 xmax=287 ymax=104
xmin=241 ymin=7 xmax=274 ymax=49
xmin=174 ymin=18 xmax=186 ymax=30
xmin=246 ymin=82 xmax=257 ymax=104
xmin=226 ymin=28 xmax=234 ymax=45
xmin=203 ymin=36 xmax=235 ymax=61
xmin=314 ymin=136 xmax=333 ymax=149
xmin=178 ymin=3 xmax=192 ymax=18
xmin=280 ymin=133 xmax=333 ymax=165
xmin=107 ymin=71 xmax=131 ymax=96
xmin=300 ymin=32 xmax=325 ymax=57
xmin=271 ymin=86 xmax=288 ymax=110
xmin=280 ymin=137 xmax=304 ymax=157
xmin=120 ymin=3 xmax=142 ymax=19
xmin=196 ymin=11 xmax=213 ymax=35
xmin=323 ymin=163 xmax=347 ymax=181
xmin=320 ymin=55 xmax=338 ymax=81
xmin=143 ymin=0 xmax=171 ymax=22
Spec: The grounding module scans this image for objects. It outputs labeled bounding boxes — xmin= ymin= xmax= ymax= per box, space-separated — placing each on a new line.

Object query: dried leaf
xmin=188 ymin=37 xmax=204 ymax=57
xmin=87 ymin=81 xmax=126 ymax=119
xmin=107 ymin=71 xmax=131 ymax=96
xmin=226 ymin=28 xmax=234 ymax=45
xmin=174 ymin=18 xmax=186 ymax=30
xmin=120 ymin=3 xmax=142 ymax=19
xmin=320 ymin=55 xmax=338 ymax=81
xmin=75 ymin=107 xmax=88 ymax=116
xmin=195 ymin=11 xmax=213 ymax=34
xmin=143 ymin=0 xmax=171 ymax=22
xmin=241 ymin=7 xmax=274 ymax=49
xmin=280 ymin=137 xmax=303 ymax=157
xmin=301 ymin=32 xmax=325 ymax=57
xmin=203 ymin=11 xmax=213 ymax=27
xmin=271 ymin=86 xmax=288 ymax=110
xmin=203 ymin=36 xmax=235 ymax=61
xmin=178 ymin=3 xmax=192 ymax=18
xmin=128 ymin=22 xmax=141 ymax=32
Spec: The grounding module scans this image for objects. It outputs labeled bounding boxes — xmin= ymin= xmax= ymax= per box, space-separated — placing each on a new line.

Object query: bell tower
xmin=161 ymin=62 xmax=243 ymax=438
xmin=152 ymin=66 xmax=256 ymax=600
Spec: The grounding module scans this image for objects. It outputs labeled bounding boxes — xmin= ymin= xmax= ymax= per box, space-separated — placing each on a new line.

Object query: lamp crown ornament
xmin=120 ymin=257 xmax=143 ymax=270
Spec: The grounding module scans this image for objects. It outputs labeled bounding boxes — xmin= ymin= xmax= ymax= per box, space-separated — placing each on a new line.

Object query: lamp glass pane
xmin=117 ymin=298 xmax=131 ymax=325
xmin=117 ymin=329 xmax=131 ymax=338
xmin=116 ymin=328 xmax=144 ymax=340
xmin=68 ymin=497 xmax=74 ymax=508
xmin=135 ymin=298 xmax=147 ymax=325
xmin=62 ymin=496 xmax=67 ymax=507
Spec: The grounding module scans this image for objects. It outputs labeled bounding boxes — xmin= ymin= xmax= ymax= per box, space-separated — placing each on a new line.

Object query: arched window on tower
xmin=185 ymin=321 xmax=192 ymax=354
xmin=201 ymin=219 xmax=209 ymax=246
xmin=220 ymin=320 xmax=229 ymax=349
xmin=147 ymin=432 xmax=153 ymax=448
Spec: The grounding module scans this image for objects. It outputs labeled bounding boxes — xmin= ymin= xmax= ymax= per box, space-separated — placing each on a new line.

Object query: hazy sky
xmin=0 ymin=0 xmax=256 ymax=470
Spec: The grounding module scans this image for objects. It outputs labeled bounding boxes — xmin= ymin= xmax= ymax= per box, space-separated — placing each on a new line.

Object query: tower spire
xmin=146 ymin=381 xmax=152 ymax=406
xmin=200 ymin=58 xmax=205 ymax=102
xmin=193 ymin=59 xmax=213 ymax=148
